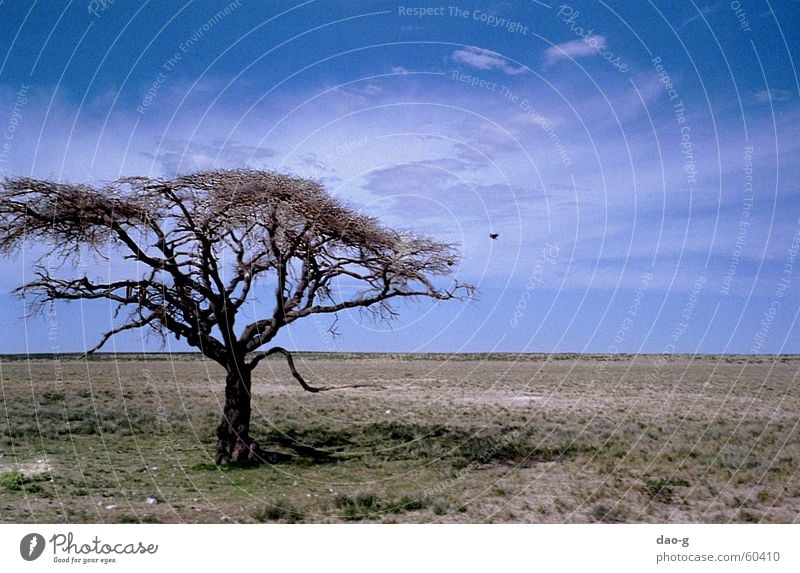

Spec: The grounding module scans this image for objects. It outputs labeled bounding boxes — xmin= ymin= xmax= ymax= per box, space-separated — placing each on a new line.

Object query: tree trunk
xmin=214 ymin=366 xmax=257 ymax=464
xmin=214 ymin=366 xmax=293 ymax=465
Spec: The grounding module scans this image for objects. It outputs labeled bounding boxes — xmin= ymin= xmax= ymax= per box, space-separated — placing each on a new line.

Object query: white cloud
xmin=543 ymin=35 xmax=606 ymax=65
xmin=755 ymin=88 xmax=793 ymax=103
xmin=390 ymin=66 xmax=410 ymax=75
xmin=452 ymin=46 xmax=527 ymax=75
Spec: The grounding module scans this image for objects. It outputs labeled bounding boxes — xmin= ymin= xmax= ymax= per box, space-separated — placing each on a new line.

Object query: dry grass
xmin=0 ymin=353 xmax=798 ymax=523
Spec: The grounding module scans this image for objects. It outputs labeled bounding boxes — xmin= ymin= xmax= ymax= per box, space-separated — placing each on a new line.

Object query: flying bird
xmin=489 ymin=233 xmax=499 ymax=240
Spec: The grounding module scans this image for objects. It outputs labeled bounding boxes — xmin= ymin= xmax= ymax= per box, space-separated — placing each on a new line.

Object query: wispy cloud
xmin=144 ymin=138 xmax=275 ymax=175
xmin=543 ymin=36 xmax=606 ymax=65
xmin=755 ymin=88 xmax=793 ymax=103
xmin=452 ymin=46 xmax=526 ymax=75
xmin=679 ymin=4 xmax=718 ymax=29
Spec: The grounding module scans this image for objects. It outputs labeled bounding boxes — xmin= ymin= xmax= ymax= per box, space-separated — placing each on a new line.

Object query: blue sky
xmin=0 ymin=0 xmax=798 ymax=354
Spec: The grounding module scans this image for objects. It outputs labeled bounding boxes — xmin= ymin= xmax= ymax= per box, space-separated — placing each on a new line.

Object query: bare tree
xmin=0 ymin=169 xmax=473 ymax=464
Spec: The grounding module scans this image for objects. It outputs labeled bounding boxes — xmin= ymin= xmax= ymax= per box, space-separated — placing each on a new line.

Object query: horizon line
xmin=1 ymin=351 xmax=798 ymax=359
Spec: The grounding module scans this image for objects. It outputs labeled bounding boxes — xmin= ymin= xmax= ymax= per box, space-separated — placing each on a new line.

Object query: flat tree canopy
xmin=0 ymin=169 xmax=473 ymax=463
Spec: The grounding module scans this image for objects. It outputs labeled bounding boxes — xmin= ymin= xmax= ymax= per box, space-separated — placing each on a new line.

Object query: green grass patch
xmin=252 ymin=503 xmax=305 ymax=523
xmin=1 ymin=470 xmax=53 ymax=493
xmin=333 ymin=492 xmax=428 ymax=521
xmin=643 ymin=477 xmax=691 ymax=502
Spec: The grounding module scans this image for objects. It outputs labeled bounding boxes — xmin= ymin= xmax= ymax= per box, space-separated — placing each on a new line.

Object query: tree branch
xmin=85 ymin=312 xmax=159 ymax=354
xmin=248 ymin=347 xmax=380 ymax=392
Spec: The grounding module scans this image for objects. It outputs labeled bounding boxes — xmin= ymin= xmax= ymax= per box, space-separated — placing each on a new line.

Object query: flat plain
xmin=1 ymin=353 xmax=798 ymax=523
